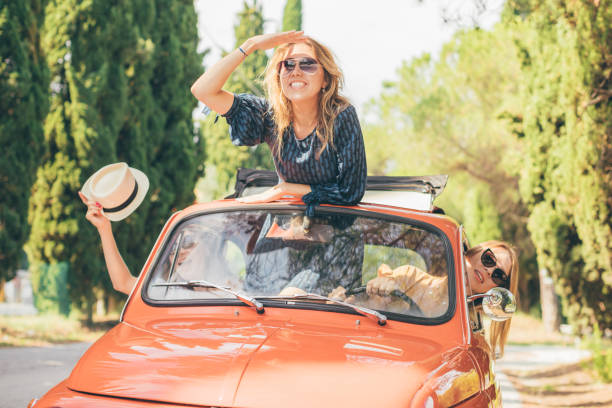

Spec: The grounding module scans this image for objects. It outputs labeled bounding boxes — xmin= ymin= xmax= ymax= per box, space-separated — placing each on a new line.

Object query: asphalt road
xmin=0 ymin=342 xmax=92 ymax=408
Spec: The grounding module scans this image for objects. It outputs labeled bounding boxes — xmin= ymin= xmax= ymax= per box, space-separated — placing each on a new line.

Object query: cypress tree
xmin=27 ymin=0 xmax=203 ymax=320
xmin=282 ymin=0 xmax=302 ymax=32
xmin=0 ymin=0 xmax=48 ymax=285
xmin=199 ymin=0 xmax=274 ymax=199
xmin=512 ymin=0 xmax=611 ymax=330
xmin=27 ymin=0 xmax=133 ymax=318
xmin=112 ymin=0 xmax=204 ymax=287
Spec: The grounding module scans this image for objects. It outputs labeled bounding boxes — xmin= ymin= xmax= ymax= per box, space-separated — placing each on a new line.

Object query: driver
xmin=330 ymin=240 xmax=518 ymax=319
xmin=365 ymin=263 xmax=448 ymax=317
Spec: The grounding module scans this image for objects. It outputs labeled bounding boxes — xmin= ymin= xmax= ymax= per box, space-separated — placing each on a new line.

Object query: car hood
xmin=67 ymin=318 xmax=464 ymax=407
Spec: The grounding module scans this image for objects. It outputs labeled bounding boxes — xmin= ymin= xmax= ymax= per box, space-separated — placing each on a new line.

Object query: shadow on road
xmin=497 ymin=345 xmax=612 ymax=408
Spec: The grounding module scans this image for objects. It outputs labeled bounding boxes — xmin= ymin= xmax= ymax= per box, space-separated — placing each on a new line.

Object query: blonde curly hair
xmin=263 ymin=37 xmax=350 ymax=160
xmin=466 ymin=240 xmax=519 ymax=358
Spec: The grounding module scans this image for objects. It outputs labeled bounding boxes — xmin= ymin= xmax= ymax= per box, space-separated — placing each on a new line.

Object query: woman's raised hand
xmin=78 ymin=191 xmax=135 ymax=294
xmin=78 ymin=191 xmax=111 ymax=231
xmin=190 ymin=30 xmax=306 ymax=115
xmin=245 ymin=31 xmax=306 ymax=53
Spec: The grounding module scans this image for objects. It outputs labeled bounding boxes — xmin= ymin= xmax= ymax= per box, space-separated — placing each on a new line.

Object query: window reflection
xmin=146 ymin=210 xmax=451 ymax=319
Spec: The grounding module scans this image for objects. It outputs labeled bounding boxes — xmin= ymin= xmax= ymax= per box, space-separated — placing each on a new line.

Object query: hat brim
xmin=81 ymin=167 xmax=149 ymax=222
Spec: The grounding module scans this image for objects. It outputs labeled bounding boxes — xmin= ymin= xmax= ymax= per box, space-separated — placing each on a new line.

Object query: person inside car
xmin=80 ymin=190 xmax=241 ymax=295
xmin=331 ymin=240 xmax=518 ymax=356
xmin=190 ymin=31 xmax=367 ymax=216
xmin=364 ymin=241 xmax=516 ymax=308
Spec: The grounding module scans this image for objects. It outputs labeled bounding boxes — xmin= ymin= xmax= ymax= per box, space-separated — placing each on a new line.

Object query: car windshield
xmin=145 ymin=209 xmax=452 ymax=321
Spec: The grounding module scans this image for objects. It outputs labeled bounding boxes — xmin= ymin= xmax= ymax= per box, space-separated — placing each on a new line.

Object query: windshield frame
xmin=141 ymin=204 xmax=457 ymax=326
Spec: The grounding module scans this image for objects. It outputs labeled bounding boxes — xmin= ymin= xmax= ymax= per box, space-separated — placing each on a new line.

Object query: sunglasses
xmin=480 ymin=248 xmax=509 ymax=288
xmin=279 ymin=58 xmax=320 ymax=75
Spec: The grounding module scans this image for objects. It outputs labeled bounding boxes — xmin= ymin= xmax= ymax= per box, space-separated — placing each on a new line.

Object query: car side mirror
xmin=467 ymin=287 xmax=516 ymax=321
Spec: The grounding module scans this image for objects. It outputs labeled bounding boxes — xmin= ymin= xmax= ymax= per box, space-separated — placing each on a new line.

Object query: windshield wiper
xmin=153 ymin=280 xmax=264 ymax=314
xmin=257 ymin=293 xmax=387 ymax=326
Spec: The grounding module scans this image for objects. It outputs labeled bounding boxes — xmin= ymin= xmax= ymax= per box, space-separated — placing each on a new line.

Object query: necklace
xmin=293 ymin=118 xmax=318 ymax=140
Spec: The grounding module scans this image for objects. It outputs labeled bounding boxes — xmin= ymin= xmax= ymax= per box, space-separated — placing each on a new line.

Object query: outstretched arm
xmin=237 ymin=181 xmax=311 ymax=204
xmin=79 ymin=192 xmax=137 ymax=295
xmin=190 ymin=31 xmax=306 ymax=115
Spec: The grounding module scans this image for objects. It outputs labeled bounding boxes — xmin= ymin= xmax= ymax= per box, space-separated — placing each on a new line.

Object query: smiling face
xmin=465 ymin=246 xmax=512 ymax=294
xmin=279 ymin=43 xmax=327 ymax=106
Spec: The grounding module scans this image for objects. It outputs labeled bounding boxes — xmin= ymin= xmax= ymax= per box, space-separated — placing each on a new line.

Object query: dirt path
xmin=497 ymin=345 xmax=612 ymax=407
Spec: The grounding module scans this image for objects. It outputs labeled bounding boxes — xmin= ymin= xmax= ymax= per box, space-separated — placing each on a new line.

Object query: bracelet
xmin=238 ymin=47 xmax=248 ymax=57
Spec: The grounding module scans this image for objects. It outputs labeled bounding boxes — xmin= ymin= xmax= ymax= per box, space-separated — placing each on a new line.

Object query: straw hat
xmin=80 ymin=162 xmax=149 ymax=222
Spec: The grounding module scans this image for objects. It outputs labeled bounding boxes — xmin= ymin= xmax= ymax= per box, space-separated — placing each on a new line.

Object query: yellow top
xmin=377 ymin=263 xmax=449 ymax=317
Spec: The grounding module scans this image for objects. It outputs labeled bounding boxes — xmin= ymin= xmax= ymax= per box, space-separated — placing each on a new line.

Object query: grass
xmin=581 ymin=325 xmax=612 ymax=383
xmin=542 ymin=384 xmax=557 ymax=393
xmin=0 ymin=314 xmax=118 ymax=347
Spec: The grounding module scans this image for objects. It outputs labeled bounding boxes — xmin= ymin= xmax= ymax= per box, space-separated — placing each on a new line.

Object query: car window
xmin=145 ymin=210 xmax=452 ymax=321
xmin=362 ymin=245 xmax=428 ymax=284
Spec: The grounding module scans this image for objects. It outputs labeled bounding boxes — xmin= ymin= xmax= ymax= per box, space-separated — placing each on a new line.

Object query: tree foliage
xmin=282 ymin=0 xmax=302 ymax=32
xmin=198 ymin=0 xmax=273 ymax=199
xmin=27 ymin=0 xmax=126 ymax=319
xmin=112 ymin=0 xmax=204 ymax=286
xmin=510 ymin=0 xmax=612 ymax=330
xmin=364 ymin=27 xmax=539 ymax=309
xmin=0 ymin=0 xmax=48 ymax=283
xmin=26 ymin=0 xmax=203 ymax=321
xmin=365 ymin=1 xmax=611 ymax=326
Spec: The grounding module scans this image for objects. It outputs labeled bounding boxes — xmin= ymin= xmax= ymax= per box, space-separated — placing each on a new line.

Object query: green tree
xmin=27 ymin=0 xmax=203 ymax=321
xmin=282 ymin=0 xmax=302 ymax=32
xmin=198 ymin=0 xmax=274 ymax=200
xmin=364 ymin=26 xmax=539 ymax=309
xmin=510 ymin=0 xmax=611 ymax=330
xmin=112 ymin=0 xmax=205 ymax=291
xmin=27 ymin=0 xmax=134 ymax=318
xmin=0 ymin=0 xmax=48 ymax=286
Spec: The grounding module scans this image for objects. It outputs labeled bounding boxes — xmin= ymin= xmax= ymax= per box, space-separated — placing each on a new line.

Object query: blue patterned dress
xmin=222 ymin=93 xmax=367 ymax=215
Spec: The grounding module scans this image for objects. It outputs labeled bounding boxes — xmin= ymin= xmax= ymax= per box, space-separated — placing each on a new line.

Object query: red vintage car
xmin=30 ymin=171 xmax=515 ymax=407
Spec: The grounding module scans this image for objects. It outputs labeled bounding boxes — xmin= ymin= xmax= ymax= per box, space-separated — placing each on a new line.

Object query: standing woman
xmin=190 ymin=31 xmax=366 ymax=215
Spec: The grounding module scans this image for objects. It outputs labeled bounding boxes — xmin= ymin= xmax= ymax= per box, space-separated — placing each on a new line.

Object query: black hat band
xmin=103 ymin=182 xmax=139 ymax=213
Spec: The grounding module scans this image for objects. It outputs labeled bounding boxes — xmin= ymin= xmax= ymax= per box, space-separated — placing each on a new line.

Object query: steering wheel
xmin=346 ymin=286 xmax=424 ymax=317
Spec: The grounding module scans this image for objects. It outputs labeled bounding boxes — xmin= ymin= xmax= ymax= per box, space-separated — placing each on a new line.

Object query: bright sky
xmin=194 ymin=0 xmax=502 ymax=114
